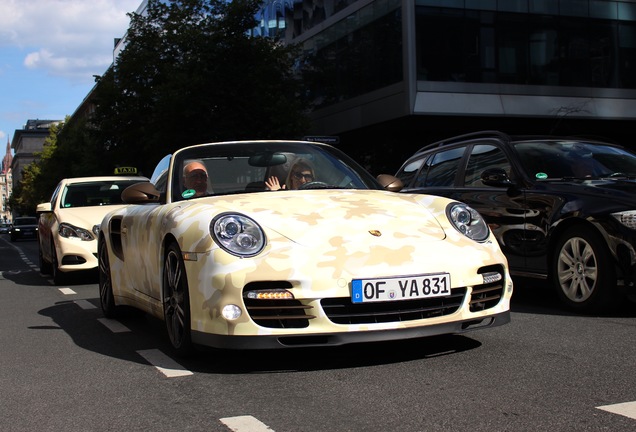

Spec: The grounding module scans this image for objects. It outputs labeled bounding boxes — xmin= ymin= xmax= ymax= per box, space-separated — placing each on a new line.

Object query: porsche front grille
xmin=243 ymin=271 xmax=505 ymax=329
xmin=469 ymin=280 xmax=505 ymax=312
xmin=321 ymin=288 xmax=466 ymax=325
xmin=244 ymin=298 xmax=313 ymax=329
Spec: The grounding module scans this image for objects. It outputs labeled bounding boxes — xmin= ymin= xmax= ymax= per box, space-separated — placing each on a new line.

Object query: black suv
xmin=9 ymin=216 xmax=38 ymax=242
xmin=395 ymin=131 xmax=636 ymax=312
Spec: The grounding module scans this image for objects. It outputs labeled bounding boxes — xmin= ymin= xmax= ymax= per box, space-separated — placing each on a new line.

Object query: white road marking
xmin=58 ymin=288 xmax=76 ymax=295
xmin=597 ymin=401 xmax=636 ymax=420
xmin=75 ymin=299 xmax=97 ymax=310
xmin=97 ymin=318 xmax=131 ymax=333
xmin=136 ymin=349 xmax=193 ymax=377
xmin=220 ymin=416 xmax=275 ymax=432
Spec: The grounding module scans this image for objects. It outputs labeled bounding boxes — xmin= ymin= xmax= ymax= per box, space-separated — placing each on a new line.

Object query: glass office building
xmin=255 ymin=0 xmax=636 ymax=172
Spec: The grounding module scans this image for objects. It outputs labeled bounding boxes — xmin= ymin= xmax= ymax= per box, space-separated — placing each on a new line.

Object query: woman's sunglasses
xmin=292 ymin=171 xmax=314 ymax=181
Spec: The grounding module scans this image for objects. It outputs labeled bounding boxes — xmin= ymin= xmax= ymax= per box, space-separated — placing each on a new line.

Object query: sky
xmin=0 ymin=0 xmax=142 ymax=151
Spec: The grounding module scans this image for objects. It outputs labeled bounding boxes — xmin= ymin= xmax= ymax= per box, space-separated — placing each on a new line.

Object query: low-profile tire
xmin=163 ymin=242 xmax=193 ymax=357
xmin=38 ymin=243 xmax=52 ymax=275
xmin=551 ymin=226 xmax=617 ymax=313
xmin=50 ymin=241 xmax=67 ymax=285
xmin=98 ymin=239 xmax=119 ymax=318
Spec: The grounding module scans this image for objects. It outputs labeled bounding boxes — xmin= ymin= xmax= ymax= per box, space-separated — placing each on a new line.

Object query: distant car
xmin=9 ymin=217 xmax=38 ymax=242
xmin=395 ymin=130 xmax=636 ymax=312
xmin=0 ymin=222 xmax=11 ymax=234
xmin=98 ymin=139 xmax=511 ymax=355
xmin=36 ymin=175 xmax=149 ymax=284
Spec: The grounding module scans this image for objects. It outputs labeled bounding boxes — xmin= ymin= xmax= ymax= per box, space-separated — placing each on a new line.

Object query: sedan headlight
xmin=211 ymin=213 xmax=265 ymax=257
xmin=446 ymin=202 xmax=490 ymax=242
xmin=59 ymin=222 xmax=94 ymax=241
xmin=612 ymin=211 xmax=636 ymax=229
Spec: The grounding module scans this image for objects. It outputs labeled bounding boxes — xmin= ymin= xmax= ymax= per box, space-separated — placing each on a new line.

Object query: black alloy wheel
xmin=98 ymin=239 xmax=118 ymax=318
xmin=163 ymin=242 xmax=193 ymax=356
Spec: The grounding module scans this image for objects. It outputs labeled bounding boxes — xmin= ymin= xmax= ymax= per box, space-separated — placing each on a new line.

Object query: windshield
xmin=15 ymin=217 xmax=37 ymax=226
xmin=61 ymin=180 xmax=144 ymax=208
xmin=514 ymin=140 xmax=636 ymax=180
xmin=170 ymin=141 xmax=380 ymax=202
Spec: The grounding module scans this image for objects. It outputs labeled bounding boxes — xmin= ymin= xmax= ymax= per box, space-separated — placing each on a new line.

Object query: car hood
xmin=191 ymin=190 xmax=449 ymax=246
xmin=58 ymin=204 xmax=130 ymax=230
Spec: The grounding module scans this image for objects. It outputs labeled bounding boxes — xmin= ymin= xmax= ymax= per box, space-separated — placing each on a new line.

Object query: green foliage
xmin=90 ymin=0 xmax=310 ymax=174
xmin=12 ymin=0 xmax=311 ymax=208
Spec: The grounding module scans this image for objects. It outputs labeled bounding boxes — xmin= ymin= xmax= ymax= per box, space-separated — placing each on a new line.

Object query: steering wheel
xmin=299 ymin=181 xmax=329 ymax=190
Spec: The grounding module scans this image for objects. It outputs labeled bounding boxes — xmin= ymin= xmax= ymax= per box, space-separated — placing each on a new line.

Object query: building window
xmin=416 ymin=4 xmax=632 ymax=89
xmin=300 ymin=0 xmax=402 ymax=108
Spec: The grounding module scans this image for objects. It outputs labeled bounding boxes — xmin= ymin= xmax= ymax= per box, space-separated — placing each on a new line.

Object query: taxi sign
xmin=114 ymin=167 xmax=138 ymax=175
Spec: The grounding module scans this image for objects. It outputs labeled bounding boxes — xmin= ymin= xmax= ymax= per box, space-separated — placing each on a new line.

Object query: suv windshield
xmin=14 ymin=217 xmax=37 ymax=226
xmin=514 ymin=140 xmax=636 ymax=180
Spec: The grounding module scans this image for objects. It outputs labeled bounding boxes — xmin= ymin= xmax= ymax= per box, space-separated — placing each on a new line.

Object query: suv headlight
xmin=612 ymin=211 xmax=636 ymax=229
xmin=211 ymin=213 xmax=265 ymax=257
xmin=59 ymin=222 xmax=94 ymax=241
xmin=446 ymin=202 xmax=490 ymax=242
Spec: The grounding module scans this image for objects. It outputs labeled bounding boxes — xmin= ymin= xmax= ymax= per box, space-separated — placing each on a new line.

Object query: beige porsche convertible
xmin=98 ymin=140 xmax=512 ymax=355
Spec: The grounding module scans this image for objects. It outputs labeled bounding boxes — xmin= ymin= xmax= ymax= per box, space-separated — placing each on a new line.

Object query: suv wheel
xmin=552 ymin=226 xmax=616 ymax=313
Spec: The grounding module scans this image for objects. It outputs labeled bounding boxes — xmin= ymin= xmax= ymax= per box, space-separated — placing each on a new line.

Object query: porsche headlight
xmin=211 ymin=213 xmax=265 ymax=257
xmin=59 ymin=222 xmax=94 ymax=241
xmin=446 ymin=202 xmax=490 ymax=242
xmin=612 ymin=211 xmax=636 ymax=229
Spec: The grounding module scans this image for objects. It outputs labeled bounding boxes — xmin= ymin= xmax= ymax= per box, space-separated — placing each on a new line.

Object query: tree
xmin=90 ymin=0 xmax=310 ymax=174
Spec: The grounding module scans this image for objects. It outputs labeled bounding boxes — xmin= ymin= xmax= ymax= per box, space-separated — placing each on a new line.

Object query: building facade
xmin=10 ymin=119 xmax=61 ymax=189
xmin=1 ymin=138 xmax=12 ymax=223
xmin=255 ymin=0 xmax=636 ymax=173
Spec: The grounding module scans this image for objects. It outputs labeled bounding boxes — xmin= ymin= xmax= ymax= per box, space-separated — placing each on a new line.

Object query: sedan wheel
xmin=51 ymin=241 xmax=67 ymax=285
xmin=38 ymin=244 xmax=52 ymax=275
xmin=98 ymin=240 xmax=118 ymax=318
xmin=552 ymin=226 xmax=616 ymax=313
xmin=163 ymin=242 xmax=193 ymax=356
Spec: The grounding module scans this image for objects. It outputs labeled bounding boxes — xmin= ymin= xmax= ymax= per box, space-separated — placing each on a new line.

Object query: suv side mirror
xmin=481 ymin=168 xmax=514 ymax=187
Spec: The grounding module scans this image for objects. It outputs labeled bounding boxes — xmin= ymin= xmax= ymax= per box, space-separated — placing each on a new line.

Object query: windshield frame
xmin=168 ymin=141 xmax=381 ymax=202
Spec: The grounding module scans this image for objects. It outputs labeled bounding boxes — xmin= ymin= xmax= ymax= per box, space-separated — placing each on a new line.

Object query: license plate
xmin=351 ymin=273 xmax=451 ymax=303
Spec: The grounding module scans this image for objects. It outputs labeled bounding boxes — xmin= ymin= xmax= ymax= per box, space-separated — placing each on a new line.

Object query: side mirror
xmin=481 ymin=168 xmax=514 ymax=187
xmin=377 ymin=174 xmax=404 ymax=192
xmin=36 ymin=203 xmax=52 ymax=213
xmin=121 ymin=182 xmax=160 ymax=204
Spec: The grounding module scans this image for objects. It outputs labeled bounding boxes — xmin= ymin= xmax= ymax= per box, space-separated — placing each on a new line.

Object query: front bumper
xmin=57 ymin=237 xmax=98 ymax=272
xmin=192 ymin=310 xmax=511 ymax=349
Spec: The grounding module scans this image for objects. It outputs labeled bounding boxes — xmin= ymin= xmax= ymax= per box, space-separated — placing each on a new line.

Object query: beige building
xmin=1 ymin=138 xmax=12 ymax=223
xmin=10 ymin=119 xmax=60 ymax=189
